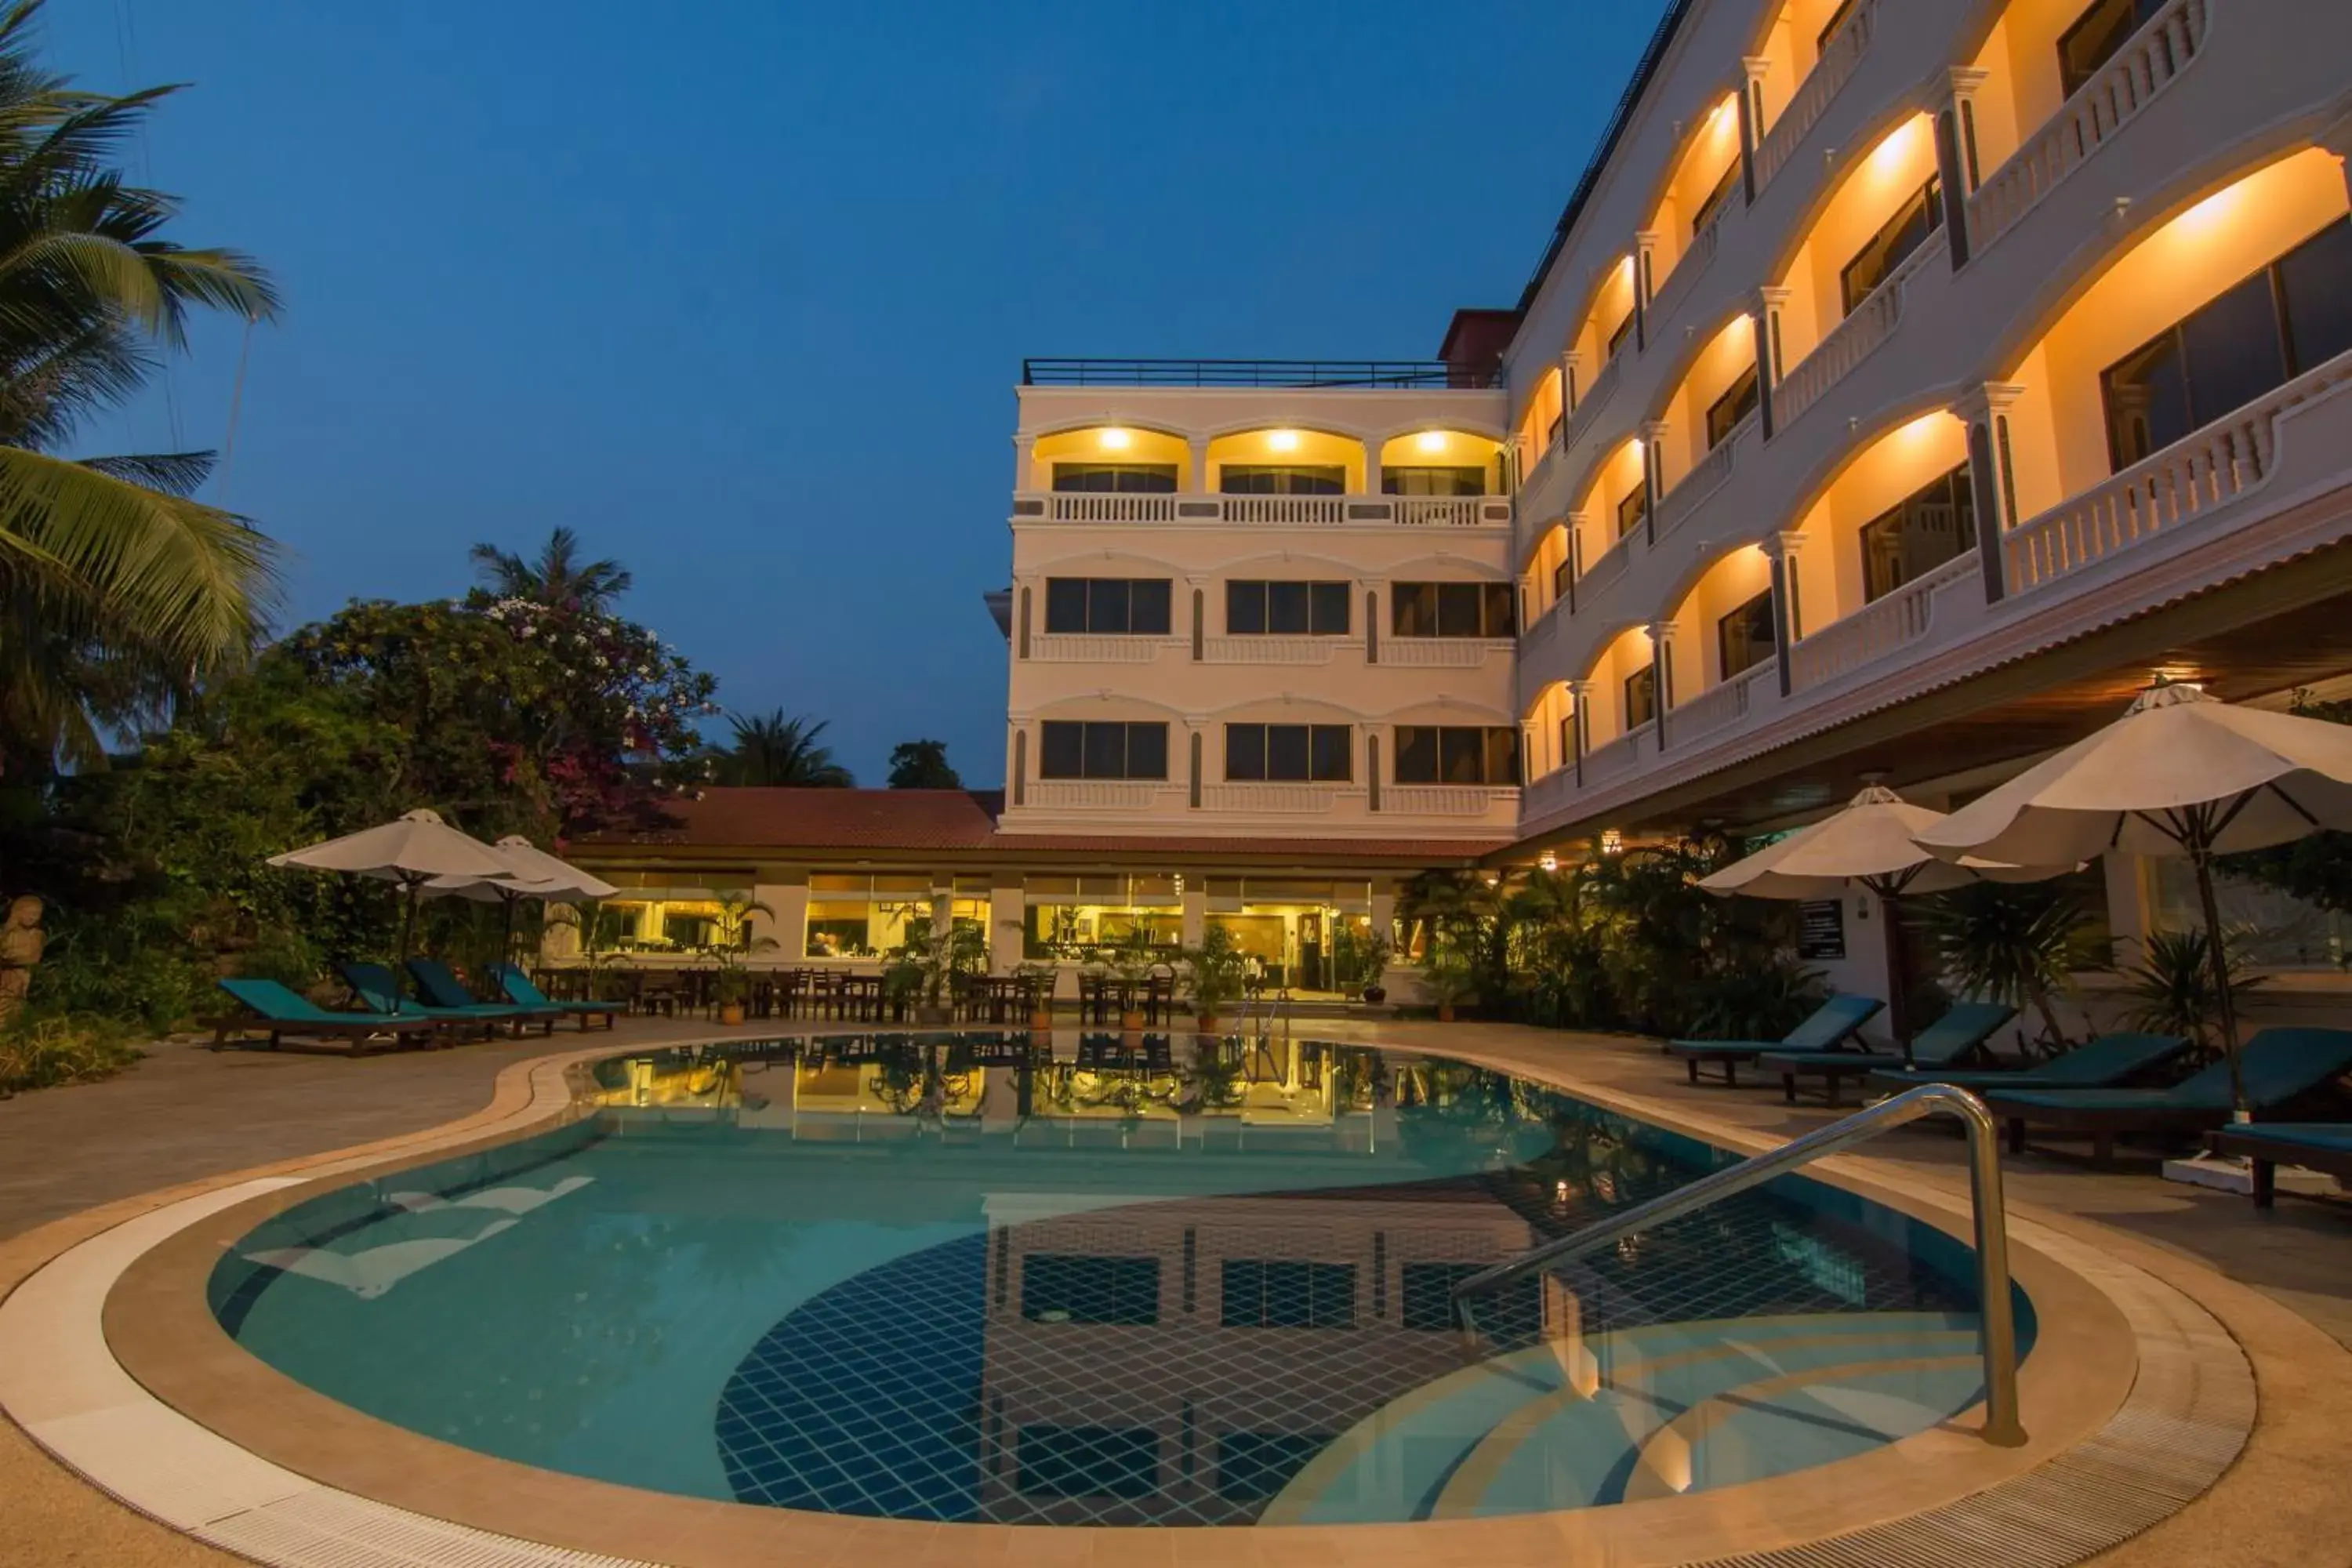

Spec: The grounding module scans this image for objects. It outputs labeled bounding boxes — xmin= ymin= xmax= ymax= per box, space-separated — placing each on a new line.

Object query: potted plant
xmin=1421 ymin=935 xmax=1479 ymax=1024
xmin=2111 ymin=926 xmax=2267 ymax=1063
xmin=1180 ymin=924 xmax=1247 ymax=1034
xmin=1106 ymin=926 xmax=1158 ymax=1032
xmin=1354 ymin=931 xmax=1392 ymax=1005
xmin=1917 ymin=882 xmax=2103 ymax=1059
xmin=887 ymin=913 xmax=989 ymax=1027
xmin=1014 ymin=959 xmax=1058 ymax=1029
xmin=710 ymin=891 xmax=778 ymax=1025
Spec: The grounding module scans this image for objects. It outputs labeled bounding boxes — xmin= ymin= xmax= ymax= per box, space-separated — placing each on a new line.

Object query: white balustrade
xmin=1577 ymin=533 xmax=1635 ymax=606
xmin=1560 ymin=354 xmax=1622 ymax=456
xmin=1773 ymin=230 xmax=1944 ymax=430
xmin=1789 ymin=549 xmax=1979 ymax=691
xmin=1396 ymin=495 xmax=1512 ymax=528
xmin=1968 ymin=0 xmax=2206 ymax=251
xmin=1381 ymin=637 xmax=1512 ymax=668
xmin=1025 ymin=781 xmax=1183 ymax=811
xmin=1198 ymin=636 xmax=1339 ymax=666
xmin=1753 ymin=0 xmax=1878 ymax=193
xmin=1218 ymin=495 xmax=1348 ymax=526
xmin=1381 ymin=786 xmax=1518 ymax=818
xmin=1653 ymin=415 xmax=1748 ymax=542
xmin=1521 ymin=766 xmax=1577 ymax=818
xmin=2004 ymin=349 xmax=2352 ymax=594
xmin=1200 ymin=784 xmax=1349 ymax=814
xmin=1043 ymin=492 xmax=1177 ymax=523
xmin=1027 ymin=635 xmax=1171 ymax=663
xmin=1577 ymin=725 xmax=1650 ymax=787
xmin=1645 ymin=213 xmax=1720 ymax=336
xmin=1666 ymin=666 xmax=1754 ymax=742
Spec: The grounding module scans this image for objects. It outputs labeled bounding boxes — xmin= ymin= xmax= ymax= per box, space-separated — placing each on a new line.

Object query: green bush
xmin=0 ymin=1013 xmax=145 ymax=1095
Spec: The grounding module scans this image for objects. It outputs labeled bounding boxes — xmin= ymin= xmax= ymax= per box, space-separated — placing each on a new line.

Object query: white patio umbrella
xmin=425 ymin=836 xmax=618 ymax=974
xmin=1700 ymin=785 xmax=2057 ymax=1065
xmin=267 ymin=809 xmax=515 ymax=1011
xmin=1913 ymin=682 xmax=2352 ymax=1113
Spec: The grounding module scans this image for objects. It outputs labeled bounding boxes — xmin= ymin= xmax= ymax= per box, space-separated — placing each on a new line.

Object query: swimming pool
xmin=210 ymin=1033 xmax=2027 ymax=1527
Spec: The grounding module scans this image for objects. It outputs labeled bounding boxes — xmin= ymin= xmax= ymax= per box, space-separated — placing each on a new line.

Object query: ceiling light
xmin=1415 ymin=430 xmax=1446 ymax=453
xmin=1098 ymin=427 xmax=1132 ymax=450
xmin=1268 ymin=429 xmax=1301 ymax=452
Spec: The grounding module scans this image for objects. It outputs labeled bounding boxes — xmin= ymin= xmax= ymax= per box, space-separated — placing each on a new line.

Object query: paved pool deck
xmin=1 ymin=1017 xmax=2347 ymax=1566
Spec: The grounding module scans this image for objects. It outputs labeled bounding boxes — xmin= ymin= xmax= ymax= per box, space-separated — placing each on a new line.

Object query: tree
xmin=716 ymin=711 xmax=852 ymax=787
xmin=0 ymin=1 xmax=283 ymax=771
xmin=2220 ymin=693 xmax=2352 ymax=916
xmin=467 ymin=526 xmax=632 ymax=613
xmin=886 ymin=739 xmax=961 ymax=789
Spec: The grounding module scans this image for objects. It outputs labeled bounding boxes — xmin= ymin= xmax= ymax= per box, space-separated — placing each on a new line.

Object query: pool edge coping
xmin=0 ymin=1028 xmax=2277 ymax=1567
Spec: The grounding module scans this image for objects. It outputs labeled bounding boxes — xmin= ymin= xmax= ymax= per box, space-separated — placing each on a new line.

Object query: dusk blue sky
xmin=42 ymin=2 xmax=1665 ymax=786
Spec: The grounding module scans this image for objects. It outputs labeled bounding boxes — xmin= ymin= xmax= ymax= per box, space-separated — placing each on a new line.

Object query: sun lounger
xmin=336 ymin=961 xmax=543 ymax=1038
xmin=1758 ymin=1001 xmax=2016 ymax=1107
xmin=2205 ymin=1122 xmax=2352 ymax=1208
xmin=1865 ymin=1032 xmax=2190 ymax=1098
xmin=1982 ymin=1028 xmax=2352 ymax=1165
xmin=488 ymin=963 xmax=620 ymax=1030
xmin=408 ymin=957 xmax=567 ymax=1027
xmin=209 ymin=978 xmax=452 ymax=1054
xmin=1664 ymin=993 xmax=1884 ymax=1087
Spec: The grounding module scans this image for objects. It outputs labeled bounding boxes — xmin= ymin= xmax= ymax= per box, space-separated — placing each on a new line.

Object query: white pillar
xmin=759 ymin=873 xmax=811 ymax=963
xmin=1181 ymin=882 xmax=1207 ymax=949
xmin=989 ymin=877 xmax=1025 ymax=975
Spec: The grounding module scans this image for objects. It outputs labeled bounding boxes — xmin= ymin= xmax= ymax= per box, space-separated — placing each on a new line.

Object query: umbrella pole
xmin=499 ymin=894 xmax=517 ymax=983
xmin=2188 ymin=838 xmax=2248 ymax=1119
xmin=394 ymin=877 xmax=419 ymax=1015
xmin=1869 ymin=880 xmax=1914 ymax=1070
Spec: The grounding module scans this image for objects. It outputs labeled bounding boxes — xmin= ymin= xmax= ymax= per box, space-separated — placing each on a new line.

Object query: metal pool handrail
xmin=1449 ymin=1083 xmax=2027 ymax=1446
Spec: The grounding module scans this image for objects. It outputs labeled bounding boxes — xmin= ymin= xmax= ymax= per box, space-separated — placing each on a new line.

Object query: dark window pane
xmin=1860 ymin=463 xmax=1974 ymax=602
xmin=1690 ymin=156 xmax=1739 ymax=235
xmin=1131 ymin=579 xmax=1172 ymax=636
xmin=2101 ymin=331 xmax=2190 ymax=468
xmin=1439 ymin=728 xmax=1485 ymax=784
xmin=1310 ymin=725 xmax=1352 ymax=782
xmin=1381 ymin=466 xmax=1486 ymax=496
xmin=1817 ymin=0 xmax=1859 ymax=52
xmin=1082 ymin=722 xmax=1126 ymax=779
xmin=1267 ymin=581 xmax=1311 ymax=635
xmin=2280 ymin=217 xmax=2352 ymax=374
xmin=1436 ymin=583 xmax=1484 ymax=637
xmin=1088 ymin=579 xmax=1131 ymax=635
xmin=1607 ymin=307 xmax=1635 ymax=359
xmin=1309 ymin=582 xmax=1350 ymax=634
xmin=1022 ymin=1254 xmax=1160 ymax=1324
xmin=1217 ymin=1433 xmax=1327 ymax=1502
xmin=1402 ymin=1262 xmax=1543 ymax=1337
xmin=1227 ymin=581 xmax=1267 ymax=635
xmin=1125 ymin=723 xmax=1167 ymax=781
xmin=1221 ymin=465 xmax=1345 ymax=495
xmin=1392 ymin=583 xmax=1439 ymax=637
xmin=1485 ymin=728 xmax=1521 ymax=786
xmin=1018 ymin=1425 xmax=1158 ymax=1499
xmin=1040 ymin=721 xmax=1083 ymax=779
xmin=1840 ymin=176 xmax=1944 ymax=316
xmin=1225 ymin=724 xmax=1266 ymax=782
xmin=1483 ymin=583 xmax=1516 ymax=637
xmin=1044 ymin=579 xmax=1087 ymax=634
xmin=1051 ymin=463 xmax=1177 ymax=493
xmin=2057 ymin=0 xmax=2161 ymax=98
xmin=1718 ymin=589 xmax=1777 ymax=679
xmin=1266 ymin=725 xmax=1311 ymax=782
xmin=1707 ymin=364 xmax=1761 ymax=448
xmin=2180 ymin=270 xmax=2287 ymax=430
xmin=1394 ymin=726 xmax=1439 ymax=783
xmin=1221 ymin=1260 xmax=1352 ymax=1328
xmin=1625 ymin=666 xmax=1657 ymax=729
xmin=1616 ymin=485 xmax=1649 ymax=540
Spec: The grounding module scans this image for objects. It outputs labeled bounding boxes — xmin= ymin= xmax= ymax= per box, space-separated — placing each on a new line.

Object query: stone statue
xmin=0 ymin=895 xmax=43 ymax=1025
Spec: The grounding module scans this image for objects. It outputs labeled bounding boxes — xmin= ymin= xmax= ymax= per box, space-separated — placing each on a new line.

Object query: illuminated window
xmin=1615 ymin=485 xmax=1649 ymax=541
xmin=1227 ymin=580 xmax=1349 ymax=635
xmin=1044 ymin=578 xmax=1172 ymax=636
xmin=1394 ymin=726 xmax=1520 ymax=786
xmin=1051 ymin=463 xmax=1178 ymax=493
xmin=1380 ymin=465 xmax=1486 ymax=496
xmin=1220 ymin=465 xmax=1345 ymax=495
xmin=1606 ymin=306 xmax=1635 ymax=359
xmin=1038 ymin=721 xmax=1168 ymax=781
xmin=1706 ymin=365 xmax=1761 ymax=448
xmin=1717 ymin=589 xmax=1777 ymax=679
xmin=1840 ymin=176 xmax=1944 ymax=316
xmin=1859 ymin=463 xmax=1974 ymax=602
xmin=2057 ymin=0 xmax=2165 ymax=98
xmin=804 ymin=874 xmax=934 ymax=959
xmin=1624 ymin=664 xmax=1657 ymax=730
xmin=1690 ymin=157 xmax=1740 ymax=235
xmin=1391 ymin=582 xmax=1514 ymax=637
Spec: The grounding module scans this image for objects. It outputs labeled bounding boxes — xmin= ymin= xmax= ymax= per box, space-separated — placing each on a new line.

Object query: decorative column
xmin=1011 ymin=433 xmax=1036 ymax=492
xmin=1187 ymin=435 xmax=1212 ymax=494
xmin=1359 ymin=434 xmax=1385 ymax=497
xmin=1560 ymin=350 xmax=1584 ymax=419
xmin=1632 ymin=231 xmax=1661 ymax=353
xmin=1185 ymin=720 xmax=1206 ymax=809
xmin=1646 ymin=620 xmax=1679 ymax=750
xmin=1936 ymin=69 xmax=1990 ymax=268
xmin=1180 ymin=880 xmax=1207 ymax=949
xmin=1762 ymin=531 xmax=1806 ymax=697
xmin=758 ymin=872 xmax=811 ymax=964
xmin=1568 ymin=680 xmax=1595 ymax=785
xmin=989 ymin=877 xmax=1025 ymax=976
xmin=1639 ymin=419 xmax=1670 ymax=545
xmin=1956 ymin=383 xmax=2024 ymax=604
xmin=1738 ymin=56 xmax=1769 ymax=205
xmin=1750 ymin=287 xmax=1783 ymax=440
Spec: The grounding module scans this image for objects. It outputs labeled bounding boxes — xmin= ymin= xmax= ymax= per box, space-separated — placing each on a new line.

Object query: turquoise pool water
xmin=212 ymin=1033 xmax=2024 ymax=1526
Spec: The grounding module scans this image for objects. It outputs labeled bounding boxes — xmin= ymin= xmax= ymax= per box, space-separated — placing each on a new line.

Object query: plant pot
xmin=1362 ymin=985 xmax=1387 ymax=1004
xmin=913 ymin=1004 xmax=954 ymax=1026
xmin=1195 ymin=1013 xmax=1220 ymax=1035
xmin=1029 ymin=1008 xmax=1054 ymax=1030
xmin=1436 ymin=1003 xmax=1456 ymax=1023
xmin=717 ymin=1002 xmax=746 ymax=1025
xmin=1120 ymin=1010 xmax=1145 ymax=1033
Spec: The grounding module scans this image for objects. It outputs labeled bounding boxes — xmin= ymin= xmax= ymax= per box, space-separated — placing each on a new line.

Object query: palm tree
xmin=468 ymin=525 xmax=632 ymax=612
xmin=716 ymin=710 xmax=853 ymax=787
xmin=0 ymin=1 xmax=282 ymax=769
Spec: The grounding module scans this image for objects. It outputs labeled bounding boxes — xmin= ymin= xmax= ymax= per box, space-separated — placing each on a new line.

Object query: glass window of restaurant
xmin=805 ymin=874 xmax=938 ymax=958
xmin=1206 ymin=878 xmax=1374 ymax=994
xmin=591 ymin=875 xmax=750 ymax=955
xmin=1024 ymin=875 xmax=1183 ymax=961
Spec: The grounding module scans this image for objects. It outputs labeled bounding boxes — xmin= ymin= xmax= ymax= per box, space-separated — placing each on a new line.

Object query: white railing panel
xmin=1667 ymin=670 xmax=1751 ymax=742
xmin=1790 ymin=549 xmax=1980 ymax=691
xmin=1577 ymin=535 xmax=1635 ymax=605
xmin=1381 ymin=786 xmax=1518 ymax=818
xmin=1200 ymin=784 xmax=1352 ymax=815
xmin=1382 ymin=637 xmax=1513 ymax=668
xmin=1646 ymin=214 xmax=1721 ymax=336
xmin=1774 ymin=229 xmax=1944 ymax=430
xmin=1654 ymin=413 xmax=1749 ymax=542
xmin=1025 ymin=782 xmax=1185 ymax=811
xmin=1968 ymin=0 xmax=2206 ymax=251
xmin=1393 ymin=495 xmax=1510 ymax=528
xmin=1754 ymin=0 xmax=1878 ymax=193
xmin=1521 ymin=767 xmax=1577 ymax=818
xmin=1027 ymin=635 xmax=1173 ymax=663
xmin=2004 ymin=348 xmax=2352 ymax=593
xmin=1561 ymin=354 xmax=1623 ymax=456
xmin=1040 ymin=492 xmax=1178 ymax=523
xmin=1219 ymin=495 xmax=1348 ymax=526
xmin=1578 ymin=725 xmax=1650 ymax=788
xmin=1199 ymin=636 xmax=1338 ymax=666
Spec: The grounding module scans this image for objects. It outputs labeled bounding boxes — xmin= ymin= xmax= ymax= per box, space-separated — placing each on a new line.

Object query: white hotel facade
xmin=586 ymin=0 xmax=2352 ymax=1006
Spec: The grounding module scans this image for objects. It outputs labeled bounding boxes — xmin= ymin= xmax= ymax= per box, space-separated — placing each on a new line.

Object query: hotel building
xmin=580 ymin=0 xmax=2352 ymax=1014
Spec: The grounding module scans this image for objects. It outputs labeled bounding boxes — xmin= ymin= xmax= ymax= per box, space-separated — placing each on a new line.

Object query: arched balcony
xmin=1990 ymin=148 xmax=2352 ymax=594
xmin=1374 ymin=429 xmax=1505 ymax=515
xmin=1205 ymin=427 xmax=1366 ymax=499
xmin=1518 ymin=366 xmax=1566 ymax=464
xmin=1523 ymin=679 xmax=1577 ymax=782
xmin=1642 ymin=94 xmax=1744 ymax=327
xmin=1025 ymin=426 xmax=1194 ymax=513
xmin=1653 ymin=312 xmax=1762 ymax=507
xmin=1581 ymin=623 xmax=1658 ymax=763
xmin=1749 ymin=0 xmax=1882 ymax=194
xmin=1568 ymin=437 xmax=1652 ymax=601
xmin=1656 ymin=544 xmax=1779 ymax=745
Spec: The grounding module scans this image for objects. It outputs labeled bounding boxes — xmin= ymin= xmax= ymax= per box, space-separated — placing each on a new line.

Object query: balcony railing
xmin=1025 ymin=781 xmax=1187 ymax=811
xmin=1790 ymin=548 xmax=1980 ymax=691
xmin=1753 ymin=0 xmax=1878 ymax=193
xmin=1577 ymin=530 xmax=1635 ymax=602
xmin=1645 ymin=212 xmax=1722 ymax=336
xmin=1654 ymin=413 xmax=1751 ymax=543
xmin=1774 ymin=228 xmax=1946 ymax=430
xmin=1560 ymin=354 xmax=1623 ymax=456
xmin=1021 ymin=358 xmax=1504 ymax=389
xmin=1381 ymin=637 xmax=1515 ymax=668
xmin=1579 ymin=723 xmax=1652 ymax=787
xmin=1968 ymin=0 xmax=2206 ymax=252
xmin=1200 ymin=784 xmax=1361 ymax=814
xmin=1027 ymin=635 xmax=1171 ymax=663
xmin=1199 ymin=636 xmax=1339 ymax=666
xmin=2004 ymin=348 xmax=2352 ymax=594
xmin=1012 ymin=492 xmax=1510 ymax=529
xmin=1381 ymin=786 xmax=1519 ymax=817
xmin=1668 ymin=660 xmax=1777 ymax=742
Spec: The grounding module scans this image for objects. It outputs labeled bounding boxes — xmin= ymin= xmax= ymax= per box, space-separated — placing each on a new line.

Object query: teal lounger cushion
xmin=1767 ymin=1002 xmax=2017 ymax=1073
xmin=1986 ymin=1028 xmax=2352 ymax=1113
xmin=218 ymin=977 xmax=406 ymax=1025
xmin=1868 ymin=1033 xmax=2187 ymax=1094
xmin=1668 ymin=993 xmax=1882 ymax=1056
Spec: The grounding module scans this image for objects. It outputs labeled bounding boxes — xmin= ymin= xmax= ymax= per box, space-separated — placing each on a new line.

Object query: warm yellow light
xmin=1618 ymin=253 xmax=1635 ymax=278
xmin=2175 ymin=184 xmax=2241 ymax=235
xmin=1627 ymin=436 xmax=1645 ymax=456
xmin=1268 ymin=429 xmax=1301 ymax=452
xmin=1708 ymin=96 xmax=1737 ymax=136
xmin=1098 ymin=426 xmax=1132 ymax=451
xmin=1869 ymin=119 xmax=1922 ymax=177
xmin=1415 ymin=430 xmax=1447 ymax=454
xmin=1539 ymin=851 xmax=1559 ymax=873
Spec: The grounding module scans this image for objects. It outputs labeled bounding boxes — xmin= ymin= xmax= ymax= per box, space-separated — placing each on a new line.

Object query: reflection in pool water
xmin=212 ymin=1033 xmax=2019 ymax=1527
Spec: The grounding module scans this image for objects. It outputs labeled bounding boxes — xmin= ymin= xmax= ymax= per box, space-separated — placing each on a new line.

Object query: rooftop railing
xmin=1022 ymin=358 xmax=1504 ymax=389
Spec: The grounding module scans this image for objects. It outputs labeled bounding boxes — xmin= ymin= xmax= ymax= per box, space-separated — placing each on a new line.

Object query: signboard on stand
xmin=1797 ymin=899 xmax=1846 ymax=962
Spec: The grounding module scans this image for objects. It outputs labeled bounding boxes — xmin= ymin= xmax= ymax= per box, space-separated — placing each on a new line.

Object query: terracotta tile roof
xmin=581 ymin=787 xmax=1502 ymax=863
